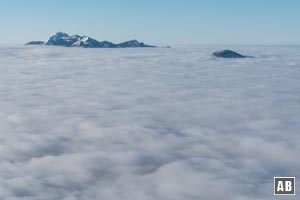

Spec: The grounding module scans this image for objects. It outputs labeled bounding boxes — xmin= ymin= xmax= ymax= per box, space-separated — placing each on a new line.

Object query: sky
xmin=0 ymin=0 xmax=300 ymax=45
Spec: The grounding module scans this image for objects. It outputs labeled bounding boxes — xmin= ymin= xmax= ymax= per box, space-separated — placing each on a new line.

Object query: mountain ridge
xmin=26 ymin=32 xmax=156 ymax=48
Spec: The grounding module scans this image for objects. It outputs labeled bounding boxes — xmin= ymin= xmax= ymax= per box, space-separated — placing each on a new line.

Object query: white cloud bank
xmin=0 ymin=45 xmax=299 ymax=200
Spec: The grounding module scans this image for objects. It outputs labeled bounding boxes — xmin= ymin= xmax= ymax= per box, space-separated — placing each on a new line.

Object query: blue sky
xmin=0 ymin=0 xmax=300 ymax=45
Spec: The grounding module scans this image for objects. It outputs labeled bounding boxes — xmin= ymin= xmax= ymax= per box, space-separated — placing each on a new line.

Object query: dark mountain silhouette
xmin=212 ymin=50 xmax=246 ymax=58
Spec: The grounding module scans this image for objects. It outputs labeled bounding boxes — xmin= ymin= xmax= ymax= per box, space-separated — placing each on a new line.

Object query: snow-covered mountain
xmin=46 ymin=32 xmax=79 ymax=46
xmin=26 ymin=32 xmax=155 ymax=48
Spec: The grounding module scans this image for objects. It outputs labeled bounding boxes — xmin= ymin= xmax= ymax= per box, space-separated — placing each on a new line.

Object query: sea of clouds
xmin=0 ymin=45 xmax=299 ymax=200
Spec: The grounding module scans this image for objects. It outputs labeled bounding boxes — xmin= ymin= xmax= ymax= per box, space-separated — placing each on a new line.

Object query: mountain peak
xmin=117 ymin=39 xmax=155 ymax=48
xmin=55 ymin=32 xmax=69 ymax=37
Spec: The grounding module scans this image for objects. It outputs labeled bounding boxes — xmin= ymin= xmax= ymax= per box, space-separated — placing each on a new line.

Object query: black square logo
xmin=274 ymin=177 xmax=295 ymax=195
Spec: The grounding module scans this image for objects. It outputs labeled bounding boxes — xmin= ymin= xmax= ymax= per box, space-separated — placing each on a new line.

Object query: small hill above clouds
xmin=212 ymin=50 xmax=246 ymax=58
xmin=26 ymin=32 xmax=156 ymax=48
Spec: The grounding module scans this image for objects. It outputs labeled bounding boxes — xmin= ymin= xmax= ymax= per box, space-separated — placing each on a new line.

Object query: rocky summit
xmin=26 ymin=32 xmax=156 ymax=48
xmin=212 ymin=50 xmax=246 ymax=58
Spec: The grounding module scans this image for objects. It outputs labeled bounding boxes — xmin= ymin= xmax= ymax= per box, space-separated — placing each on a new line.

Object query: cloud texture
xmin=0 ymin=45 xmax=299 ymax=200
